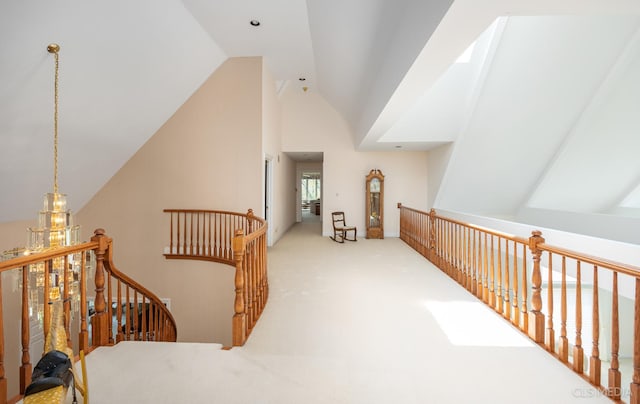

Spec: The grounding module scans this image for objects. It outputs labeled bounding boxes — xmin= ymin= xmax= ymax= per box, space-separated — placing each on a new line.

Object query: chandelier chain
xmin=53 ymin=49 xmax=59 ymax=194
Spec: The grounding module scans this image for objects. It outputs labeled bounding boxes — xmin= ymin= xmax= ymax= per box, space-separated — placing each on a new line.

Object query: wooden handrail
xmin=0 ymin=228 xmax=176 ymax=403
xmin=398 ymin=205 xmax=640 ymax=404
xmin=164 ymin=208 xmax=268 ymax=347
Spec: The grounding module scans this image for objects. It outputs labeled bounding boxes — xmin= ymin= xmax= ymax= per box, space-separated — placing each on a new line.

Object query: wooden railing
xmin=164 ymin=209 xmax=268 ymax=346
xmin=398 ymin=204 xmax=640 ymax=404
xmin=0 ymin=228 xmax=176 ymax=403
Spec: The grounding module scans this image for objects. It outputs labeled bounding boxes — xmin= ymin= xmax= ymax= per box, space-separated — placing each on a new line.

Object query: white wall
xmin=281 ymin=86 xmax=428 ymax=237
xmin=262 ymin=62 xmax=296 ymax=244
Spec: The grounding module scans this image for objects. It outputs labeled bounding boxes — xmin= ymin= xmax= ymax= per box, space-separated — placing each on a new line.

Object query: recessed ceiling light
xmin=250 ymin=20 xmax=261 ymax=27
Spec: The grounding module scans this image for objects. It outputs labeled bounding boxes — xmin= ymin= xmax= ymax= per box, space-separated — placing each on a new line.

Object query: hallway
xmin=84 ymin=221 xmax=614 ymax=403
xmin=239 ymin=221 xmax=612 ymax=403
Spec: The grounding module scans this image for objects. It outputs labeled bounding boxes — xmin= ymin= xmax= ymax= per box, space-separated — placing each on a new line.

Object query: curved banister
xmin=164 ymin=208 xmax=268 ymax=346
xmin=0 ymin=228 xmax=174 ymax=403
xmin=100 ymin=232 xmax=177 ymax=343
xmin=398 ymin=205 xmax=640 ymax=404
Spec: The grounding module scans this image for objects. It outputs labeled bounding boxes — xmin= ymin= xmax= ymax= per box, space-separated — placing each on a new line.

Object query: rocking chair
xmin=330 ymin=211 xmax=357 ymax=243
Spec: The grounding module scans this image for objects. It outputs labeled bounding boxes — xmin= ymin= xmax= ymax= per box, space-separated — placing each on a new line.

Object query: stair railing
xmin=0 ymin=228 xmax=175 ymax=403
xmin=398 ymin=204 xmax=640 ymax=404
xmin=164 ymin=208 xmax=268 ymax=346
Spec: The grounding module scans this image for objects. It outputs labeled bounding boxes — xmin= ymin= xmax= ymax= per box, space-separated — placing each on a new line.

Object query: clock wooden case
xmin=365 ymin=169 xmax=384 ymax=239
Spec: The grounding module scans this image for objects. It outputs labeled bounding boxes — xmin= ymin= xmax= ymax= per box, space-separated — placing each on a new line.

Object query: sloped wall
xmin=77 ymin=57 xmax=263 ymax=345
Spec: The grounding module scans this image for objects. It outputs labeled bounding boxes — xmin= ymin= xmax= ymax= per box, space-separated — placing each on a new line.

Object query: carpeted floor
xmin=78 ymin=221 xmax=614 ymax=403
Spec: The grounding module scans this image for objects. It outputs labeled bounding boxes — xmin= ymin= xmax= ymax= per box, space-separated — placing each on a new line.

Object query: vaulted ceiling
xmin=1 ymin=1 xmax=640 ymax=240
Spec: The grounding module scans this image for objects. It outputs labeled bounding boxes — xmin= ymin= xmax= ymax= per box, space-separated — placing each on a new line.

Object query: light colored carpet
xmin=78 ymin=221 xmax=614 ymax=403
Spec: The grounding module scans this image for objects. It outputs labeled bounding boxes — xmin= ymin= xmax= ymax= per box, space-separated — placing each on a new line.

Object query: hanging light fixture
xmin=26 ymin=43 xmax=81 ymax=316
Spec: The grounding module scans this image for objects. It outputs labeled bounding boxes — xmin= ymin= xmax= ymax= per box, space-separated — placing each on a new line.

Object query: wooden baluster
xmin=44 ymin=260 xmax=51 ymax=343
xmin=169 ymin=212 xmax=174 ymax=254
xmin=521 ymin=245 xmax=528 ymax=333
xmin=608 ymin=271 xmax=621 ymax=400
xmin=0 ymin=267 xmax=6 ymax=403
xmin=79 ymin=251 xmax=89 ymax=351
xmin=134 ymin=291 xmax=139 ymax=341
xmin=189 ymin=212 xmax=194 ymax=255
xmin=497 ymin=237 xmax=503 ymax=314
xmin=183 ymin=212 xmax=187 ymax=255
xmin=116 ymin=281 xmax=123 ymax=342
xmin=471 ymin=229 xmax=477 ymax=295
xmin=483 ymin=233 xmax=489 ymax=303
xmin=475 ymin=230 xmax=481 ymax=297
xmin=126 ymin=286 xmax=131 ymax=341
xmin=20 ymin=265 xmax=31 ymax=394
xmin=91 ymin=229 xmax=110 ymax=346
xmin=464 ymin=226 xmax=472 ymax=290
xmin=504 ymin=241 xmax=511 ymax=321
xmin=573 ymin=261 xmax=584 ymax=373
xmin=546 ymin=252 xmax=555 ymax=352
xmin=459 ymin=225 xmax=465 ymax=288
xmin=63 ymin=255 xmax=72 ymax=348
xmin=177 ymin=212 xmax=181 ymax=254
xmin=208 ymin=213 xmax=212 ymax=256
xmin=512 ymin=241 xmax=519 ymax=327
xmin=142 ymin=297 xmax=147 ymax=341
xmin=559 ymin=256 xmax=569 ymax=362
xmin=233 ymin=229 xmax=247 ymax=346
xmin=590 ymin=265 xmax=601 ymax=386
xmin=196 ymin=212 xmax=200 ymax=255
xmin=429 ymin=209 xmax=436 ymax=262
xmin=107 ymin=272 xmax=114 ymax=344
xmin=630 ymin=278 xmax=640 ymax=404
xmin=490 ymin=235 xmax=496 ymax=309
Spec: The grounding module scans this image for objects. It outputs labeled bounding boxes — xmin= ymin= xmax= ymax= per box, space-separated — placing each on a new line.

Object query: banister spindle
xmin=546 ymin=252 xmax=555 ymax=352
xmin=504 ymin=240 xmax=511 ymax=321
xmin=0 ymin=268 xmax=6 ymax=402
xmin=490 ymin=235 xmax=495 ymax=309
xmin=590 ymin=265 xmax=601 ymax=386
xmin=20 ymin=265 xmax=31 ymax=394
xmin=630 ymin=278 xmax=640 ymax=404
xmin=483 ymin=233 xmax=489 ymax=303
xmin=528 ymin=230 xmax=545 ymax=343
xmin=512 ymin=241 xmax=519 ymax=327
xmin=497 ymin=237 xmax=503 ymax=314
xmin=559 ymin=256 xmax=569 ymax=362
xmin=573 ymin=261 xmax=584 ymax=373
xmin=608 ymin=271 xmax=621 ymax=400
xmin=79 ymin=251 xmax=89 ymax=351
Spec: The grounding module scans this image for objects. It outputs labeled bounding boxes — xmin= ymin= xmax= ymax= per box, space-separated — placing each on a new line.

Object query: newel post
xmin=429 ymin=208 xmax=436 ymax=262
xmin=91 ymin=229 xmax=110 ymax=347
xmin=247 ymin=209 xmax=254 ymax=234
xmin=528 ymin=230 xmax=545 ymax=343
xmin=232 ymin=229 xmax=247 ymax=346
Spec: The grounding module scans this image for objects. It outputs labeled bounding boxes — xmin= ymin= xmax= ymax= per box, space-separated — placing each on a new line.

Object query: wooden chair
xmin=330 ymin=211 xmax=357 ymax=243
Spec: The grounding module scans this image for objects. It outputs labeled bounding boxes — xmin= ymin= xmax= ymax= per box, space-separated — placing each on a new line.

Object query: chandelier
xmin=26 ymin=44 xmax=82 ymax=319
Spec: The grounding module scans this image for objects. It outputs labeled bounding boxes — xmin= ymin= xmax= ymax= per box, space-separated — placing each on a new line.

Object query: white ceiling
xmin=2 ymin=0 xmax=640 ymax=230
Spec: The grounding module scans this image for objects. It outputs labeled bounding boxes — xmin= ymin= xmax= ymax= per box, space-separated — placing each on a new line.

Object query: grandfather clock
xmin=365 ymin=169 xmax=384 ymax=239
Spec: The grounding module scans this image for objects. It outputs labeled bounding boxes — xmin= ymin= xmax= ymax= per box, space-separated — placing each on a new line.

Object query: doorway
xmin=301 ymin=172 xmax=321 ymax=223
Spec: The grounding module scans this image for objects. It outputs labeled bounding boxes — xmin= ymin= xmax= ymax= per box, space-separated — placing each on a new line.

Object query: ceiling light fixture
xmin=250 ymin=20 xmax=261 ymax=27
xmin=27 ymin=43 xmax=81 ymax=308
xmin=298 ymin=77 xmax=306 ymax=81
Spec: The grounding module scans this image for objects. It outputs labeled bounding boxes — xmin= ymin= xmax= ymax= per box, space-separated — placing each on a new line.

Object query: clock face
xmin=370 ymin=178 xmax=380 ymax=193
